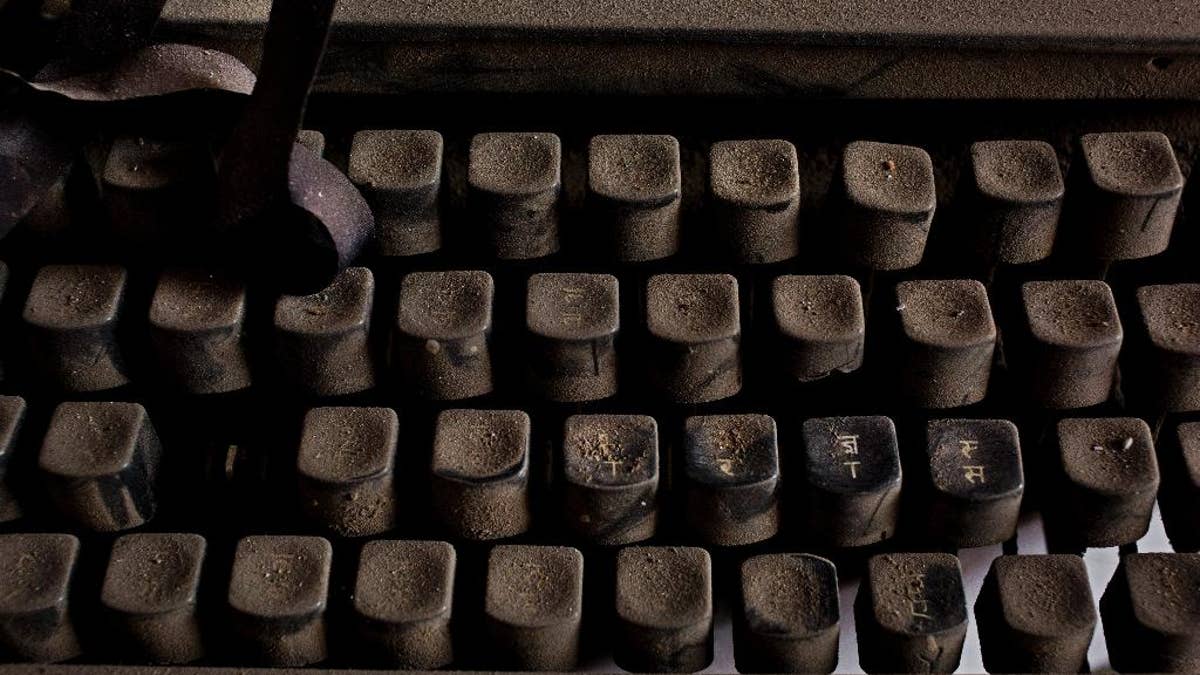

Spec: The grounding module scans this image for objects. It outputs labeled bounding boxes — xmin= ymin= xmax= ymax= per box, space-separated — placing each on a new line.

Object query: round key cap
xmin=394 ymin=270 xmax=494 ymax=400
xmin=772 ymin=275 xmax=865 ymax=382
xmin=968 ymin=140 xmax=1064 ymax=265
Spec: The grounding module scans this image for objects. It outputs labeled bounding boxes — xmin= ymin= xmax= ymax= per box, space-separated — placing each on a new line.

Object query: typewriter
xmin=0 ymin=0 xmax=1197 ymax=672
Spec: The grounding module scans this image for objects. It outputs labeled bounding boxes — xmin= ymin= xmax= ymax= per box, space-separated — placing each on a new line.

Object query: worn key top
xmin=296 ymin=406 xmax=398 ymax=537
xmin=149 ymin=268 xmax=252 ymax=394
xmin=968 ymin=140 xmax=1064 ymax=265
xmin=1052 ymin=417 xmax=1159 ymax=547
xmin=0 ymin=396 xmax=25 ymax=523
xmin=855 ymin=552 xmax=967 ymax=674
xmin=394 ymin=270 xmax=494 ymax=400
xmin=228 ymin=535 xmax=332 ymax=666
xmin=895 ymin=280 xmax=996 ymax=408
xmin=1018 ymin=280 xmax=1122 ymax=409
xmin=734 ymin=553 xmax=840 ymax=674
xmin=1102 ymin=552 xmax=1200 ymax=673
xmin=1132 ymin=284 xmax=1200 ymax=411
xmin=296 ymin=130 xmax=326 ymax=157
xmin=801 ymin=416 xmax=902 ymax=547
xmin=975 ymin=554 xmax=1095 ymax=673
xmin=101 ymin=532 xmax=207 ymax=664
xmin=562 ymin=414 xmax=658 ymax=545
xmin=709 ymin=139 xmax=800 ymax=264
xmin=683 ymin=414 xmax=780 ymax=546
xmin=0 ymin=533 xmax=80 ymax=663
xmin=772 ymin=275 xmax=865 ymax=382
xmin=469 ymin=132 xmax=561 ymax=259
xmin=23 ymin=264 xmax=129 ymax=392
xmin=39 ymin=401 xmax=162 ymax=531
xmin=588 ymin=134 xmax=681 ymax=261
xmin=102 ymin=136 xmax=214 ymax=249
xmin=838 ymin=141 xmax=936 ymax=270
xmin=924 ymin=419 xmax=1023 ymax=547
xmin=486 ymin=545 xmax=583 ymax=670
xmin=352 ymin=540 xmax=455 ymax=669
xmin=526 ymin=272 xmax=619 ymax=402
xmin=431 ymin=409 xmax=531 ymax=540
xmin=274 ymin=266 xmax=376 ymax=397
xmin=349 ymin=130 xmax=443 ymax=257
xmin=615 ymin=546 xmax=713 ymax=673
xmin=1159 ymin=422 xmax=1200 ymax=551
xmin=646 ymin=273 xmax=742 ymax=403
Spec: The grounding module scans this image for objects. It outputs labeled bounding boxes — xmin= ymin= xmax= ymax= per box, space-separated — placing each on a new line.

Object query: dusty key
xmin=709 ymin=139 xmax=800 ymax=264
xmin=801 ymin=416 xmax=902 ymax=547
xmin=562 ymin=414 xmax=658 ymax=545
xmin=1132 ymin=284 xmax=1200 ymax=411
xmin=924 ymin=419 xmax=1023 ymax=547
xmin=23 ymin=264 xmax=129 ymax=392
xmin=102 ymin=136 xmax=214 ymax=249
xmin=1018 ymin=280 xmax=1122 ymax=408
xmin=1052 ymin=417 xmax=1159 ymax=547
xmin=274 ymin=266 xmax=376 ymax=397
xmin=1069 ymin=131 xmax=1184 ymax=260
xmin=352 ymin=540 xmax=455 ymax=669
xmin=101 ymin=532 xmax=207 ymax=664
xmin=0 ymin=533 xmax=80 ymax=662
xmin=0 ymin=396 xmax=24 ymax=523
xmin=431 ymin=409 xmax=530 ymax=540
xmin=772 ymin=275 xmax=864 ymax=382
xmin=469 ymin=132 xmax=561 ymax=259
xmin=1159 ymin=422 xmax=1200 ymax=551
xmin=968 ymin=140 xmax=1064 ymax=265
xmin=734 ymin=553 xmax=840 ymax=674
xmin=39 ymin=401 xmax=162 ymax=531
xmin=975 ymin=554 xmax=1095 ymax=673
xmin=296 ymin=130 xmax=326 ymax=157
xmin=149 ymin=268 xmax=252 ymax=394
xmin=1102 ymin=552 xmax=1200 ymax=673
xmin=615 ymin=546 xmax=713 ymax=673
xmin=683 ymin=414 xmax=780 ymax=546
xmin=588 ymin=134 xmax=681 ymax=261
xmin=486 ymin=545 xmax=583 ymax=670
xmin=394 ymin=270 xmax=494 ymax=400
xmin=646 ymin=273 xmax=742 ymax=403
xmin=895 ymin=280 xmax=996 ymax=408
xmin=349 ymin=130 xmax=443 ymax=257
xmin=526 ymin=272 xmax=619 ymax=402
xmin=838 ymin=141 xmax=936 ymax=270
xmin=296 ymin=406 xmax=398 ymax=537
xmin=855 ymin=553 xmax=967 ymax=674
xmin=228 ymin=535 xmax=331 ymax=666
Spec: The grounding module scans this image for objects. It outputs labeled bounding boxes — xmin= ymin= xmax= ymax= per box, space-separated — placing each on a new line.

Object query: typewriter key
xmin=149 ymin=268 xmax=251 ymax=394
xmin=296 ymin=129 xmax=325 ymax=157
xmin=895 ymin=279 xmax=996 ymax=408
xmin=924 ymin=419 xmax=1023 ymax=547
xmin=838 ymin=141 xmax=936 ymax=270
xmin=709 ymin=139 xmax=800 ymax=264
xmin=394 ymin=270 xmax=494 ymax=400
xmin=734 ymin=553 xmax=840 ymax=674
xmin=1133 ymin=284 xmax=1200 ymax=411
xmin=772 ymin=275 xmax=865 ymax=382
xmin=431 ymin=409 xmax=531 ymax=540
xmin=645 ymin=273 xmax=742 ymax=404
xmin=349 ymin=130 xmax=443 ymax=257
xmin=486 ymin=545 xmax=583 ymax=670
xmin=526 ymin=272 xmax=619 ymax=402
xmin=801 ymin=416 xmax=902 ymax=547
xmin=589 ymin=134 xmax=682 ymax=261
xmin=0 ymin=533 xmax=80 ymax=663
xmin=1101 ymin=552 xmax=1200 ymax=673
xmin=968 ymin=140 xmax=1064 ymax=265
xmin=683 ymin=414 xmax=780 ymax=546
xmin=562 ymin=414 xmax=658 ymax=545
xmin=615 ymin=546 xmax=713 ymax=673
xmin=469 ymin=132 xmax=561 ymax=259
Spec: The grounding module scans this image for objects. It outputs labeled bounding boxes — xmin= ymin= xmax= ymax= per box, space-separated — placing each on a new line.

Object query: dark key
xmin=101 ymin=532 xmax=207 ymax=664
xmin=0 ymin=533 xmax=80 ymax=663
xmin=1101 ymin=552 xmax=1200 ymax=673
xmin=431 ymin=409 xmax=531 ymax=540
xmin=975 ymin=554 xmax=1095 ymax=673
xmin=39 ymin=401 xmax=162 ymax=531
xmin=683 ymin=414 xmax=780 ymax=546
xmin=1019 ymin=280 xmax=1122 ymax=409
xmin=924 ymin=419 xmax=1023 ymax=547
xmin=469 ymin=132 xmax=561 ymax=259
xmin=801 ymin=416 xmax=902 ymax=547
xmin=0 ymin=261 xmax=8 ymax=382
xmin=526 ymin=272 xmax=619 ymax=402
xmin=709 ymin=139 xmax=800 ymax=264
xmin=296 ymin=406 xmax=398 ymax=537
xmin=895 ymin=279 xmax=996 ymax=408
xmin=149 ymin=268 xmax=252 ymax=394
xmin=968 ymin=140 xmax=1064 ymax=265
xmin=562 ymin=414 xmax=658 ymax=545
xmin=102 ymin=136 xmax=213 ymax=248
xmin=1071 ymin=131 xmax=1184 ymax=260
xmin=394 ymin=270 xmax=494 ymax=400
xmin=734 ymin=553 xmax=839 ymax=674
xmin=486 ymin=545 xmax=583 ymax=670
xmin=348 ymin=130 xmax=443 ymax=257
xmin=0 ymin=395 xmax=25 ymax=523
xmin=1052 ymin=417 xmax=1158 ymax=547
xmin=772 ymin=274 xmax=865 ymax=382
xmin=23 ymin=264 xmax=129 ymax=392
xmin=1159 ymin=422 xmax=1200 ymax=551
xmin=352 ymin=539 xmax=455 ymax=669
xmin=839 ymin=141 xmax=936 ymax=270
xmin=274 ymin=266 xmax=376 ymax=397
xmin=645 ymin=273 xmax=742 ymax=403
xmin=228 ymin=535 xmax=332 ymax=666
xmin=588 ymin=134 xmax=681 ymax=261
xmin=296 ymin=129 xmax=326 ymax=157
xmin=855 ymin=552 xmax=967 ymax=674
xmin=1133 ymin=284 xmax=1200 ymax=411
xmin=615 ymin=546 xmax=713 ymax=673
